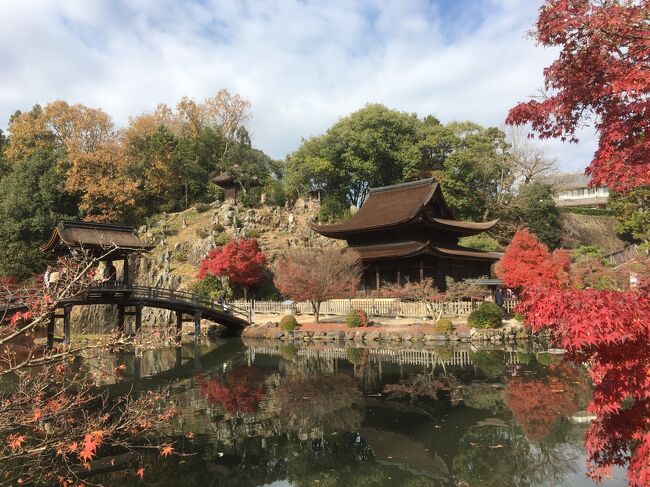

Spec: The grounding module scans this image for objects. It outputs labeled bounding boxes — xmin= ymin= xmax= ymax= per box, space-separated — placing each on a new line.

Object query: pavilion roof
xmin=41 ymin=221 xmax=153 ymax=257
xmin=349 ymin=240 xmax=502 ymax=262
xmin=309 ymin=178 xmax=498 ymax=238
xmin=212 ymin=172 xmax=235 ymax=185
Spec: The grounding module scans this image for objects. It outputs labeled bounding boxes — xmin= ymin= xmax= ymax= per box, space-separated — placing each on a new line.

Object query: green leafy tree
xmin=609 ymin=187 xmax=650 ymax=246
xmin=284 ymin=104 xmax=421 ymax=209
xmin=433 ymin=122 xmax=510 ymax=221
xmin=0 ymin=150 xmax=79 ymax=278
xmin=514 ymin=182 xmax=562 ymax=249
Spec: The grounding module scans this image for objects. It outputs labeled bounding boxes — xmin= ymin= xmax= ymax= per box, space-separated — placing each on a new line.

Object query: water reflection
xmin=91 ymin=338 xmax=625 ymax=486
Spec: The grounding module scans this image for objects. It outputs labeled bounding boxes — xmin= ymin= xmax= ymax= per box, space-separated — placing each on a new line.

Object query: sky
xmin=0 ymin=0 xmax=597 ymax=173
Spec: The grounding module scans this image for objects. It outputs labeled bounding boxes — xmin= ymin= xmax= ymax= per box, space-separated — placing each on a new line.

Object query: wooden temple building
xmin=40 ymin=221 xmax=153 ymax=284
xmin=309 ymin=179 xmax=502 ymax=291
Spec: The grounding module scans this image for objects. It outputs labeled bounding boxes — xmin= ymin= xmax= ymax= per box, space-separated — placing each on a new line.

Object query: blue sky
xmin=0 ymin=0 xmax=597 ymax=172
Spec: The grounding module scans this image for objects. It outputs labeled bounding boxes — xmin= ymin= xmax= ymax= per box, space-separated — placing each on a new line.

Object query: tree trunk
xmin=312 ymin=301 xmax=321 ymax=323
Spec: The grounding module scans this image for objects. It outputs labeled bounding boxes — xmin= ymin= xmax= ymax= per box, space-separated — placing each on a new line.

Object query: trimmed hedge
xmin=468 ymin=302 xmax=504 ymax=329
xmin=279 ymin=315 xmax=299 ymax=331
xmin=433 ymin=318 xmax=453 ymax=333
xmin=345 ymin=309 xmax=369 ymax=328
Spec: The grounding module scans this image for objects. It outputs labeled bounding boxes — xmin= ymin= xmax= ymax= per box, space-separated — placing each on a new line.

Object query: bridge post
xmin=123 ymin=257 xmax=129 ymax=285
xmin=47 ymin=312 xmax=55 ymax=349
xmin=117 ymin=305 xmax=125 ymax=334
xmin=176 ymin=312 xmax=183 ymax=340
xmin=135 ymin=304 xmax=142 ymax=333
xmin=194 ymin=311 xmax=202 ymax=343
xmin=63 ymin=305 xmax=72 ymax=346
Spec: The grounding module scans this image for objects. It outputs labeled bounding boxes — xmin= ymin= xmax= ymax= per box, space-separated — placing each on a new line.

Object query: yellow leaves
xmin=6 ymin=433 xmax=26 ymax=450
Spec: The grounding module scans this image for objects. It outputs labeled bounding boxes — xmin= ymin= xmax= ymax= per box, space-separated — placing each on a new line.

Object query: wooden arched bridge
xmin=1 ymin=284 xmax=251 ymax=348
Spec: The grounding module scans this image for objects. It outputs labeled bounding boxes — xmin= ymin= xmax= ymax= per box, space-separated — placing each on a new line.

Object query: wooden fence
xmin=234 ymin=298 xmax=518 ymax=318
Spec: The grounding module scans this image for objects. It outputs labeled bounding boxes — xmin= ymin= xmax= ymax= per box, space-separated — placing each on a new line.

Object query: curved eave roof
xmin=309 ymin=179 xmax=497 ymax=238
xmin=309 ymin=179 xmax=439 ymax=238
xmin=430 ymin=217 xmax=499 ymax=232
xmin=351 ymin=240 xmax=502 ymax=262
xmin=41 ymin=221 xmax=153 ymax=254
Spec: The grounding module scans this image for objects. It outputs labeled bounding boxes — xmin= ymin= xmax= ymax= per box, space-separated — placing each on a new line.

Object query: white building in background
xmin=549 ymin=173 xmax=610 ymax=208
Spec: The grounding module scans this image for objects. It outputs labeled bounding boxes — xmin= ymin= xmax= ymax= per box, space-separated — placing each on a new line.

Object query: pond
xmin=93 ymin=339 xmax=627 ymax=486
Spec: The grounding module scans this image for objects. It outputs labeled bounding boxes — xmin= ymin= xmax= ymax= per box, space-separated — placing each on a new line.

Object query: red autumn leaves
xmin=507 ymin=0 xmax=650 ymax=192
xmin=498 ymin=228 xmax=650 ymax=485
xmin=198 ymin=239 xmax=267 ymax=290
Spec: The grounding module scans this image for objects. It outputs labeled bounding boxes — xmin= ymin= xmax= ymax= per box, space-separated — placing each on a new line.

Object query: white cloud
xmin=0 ymin=0 xmax=596 ymax=172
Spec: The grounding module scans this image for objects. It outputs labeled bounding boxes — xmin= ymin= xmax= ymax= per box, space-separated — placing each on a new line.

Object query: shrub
xmin=206 ymin=183 xmax=224 ymax=201
xmin=318 ymin=196 xmax=350 ymax=223
xmin=188 ymin=275 xmax=232 ymax=301
xmin=246 ymin=228 xmax=263 ymax=239
xmin=212 ymin=223 xmax=225 ymax=233
xmin=279 ymin=315 xmax=299 ymax=331
xmin=467 ymin=301 xmax=504 ymax=329
xmin=345 ymin=309 xmax=368 ymax=328
xmin=194 ymin=203 xmax=211 ymax=213
xmin=213 ymin=232 xmax=230 ymax=246
xmin=196 ymin=227 xmax=210 ymax=238
xmin=433 ymin=318 xmax=453 ymax=333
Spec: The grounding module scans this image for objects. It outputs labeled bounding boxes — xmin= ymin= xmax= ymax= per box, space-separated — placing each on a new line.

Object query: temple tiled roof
xmin=310 ymin=178 xmax=498 ymax=238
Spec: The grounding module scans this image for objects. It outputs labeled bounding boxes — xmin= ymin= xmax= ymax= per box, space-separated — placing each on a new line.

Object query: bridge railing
xmin=86 ymin=283 xmax=250 ymax=321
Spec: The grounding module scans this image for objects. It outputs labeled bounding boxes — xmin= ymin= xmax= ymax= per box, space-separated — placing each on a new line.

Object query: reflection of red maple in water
xmin=504 ymin=364 xmax=590 ymax=441
xmin=197 ymin=367 xmax=266 ymax=415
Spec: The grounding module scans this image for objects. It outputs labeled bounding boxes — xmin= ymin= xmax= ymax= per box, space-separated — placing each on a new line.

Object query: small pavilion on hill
xmin=41 ymin=221 xmax=153 ymax=284
xmin=309 ymin=178 xmax=503 ymax=291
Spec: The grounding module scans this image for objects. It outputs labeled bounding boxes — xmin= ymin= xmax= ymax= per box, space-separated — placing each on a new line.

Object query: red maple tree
xmin=498 ymin=229 xmax=650 ymax=485
xmin=198 ymin=239 xmax=267 ymax=296
xmin=505 ymin=4 xmax=650 ymax=481
xmin=506 ymin=0 xmax=650 ymax=191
